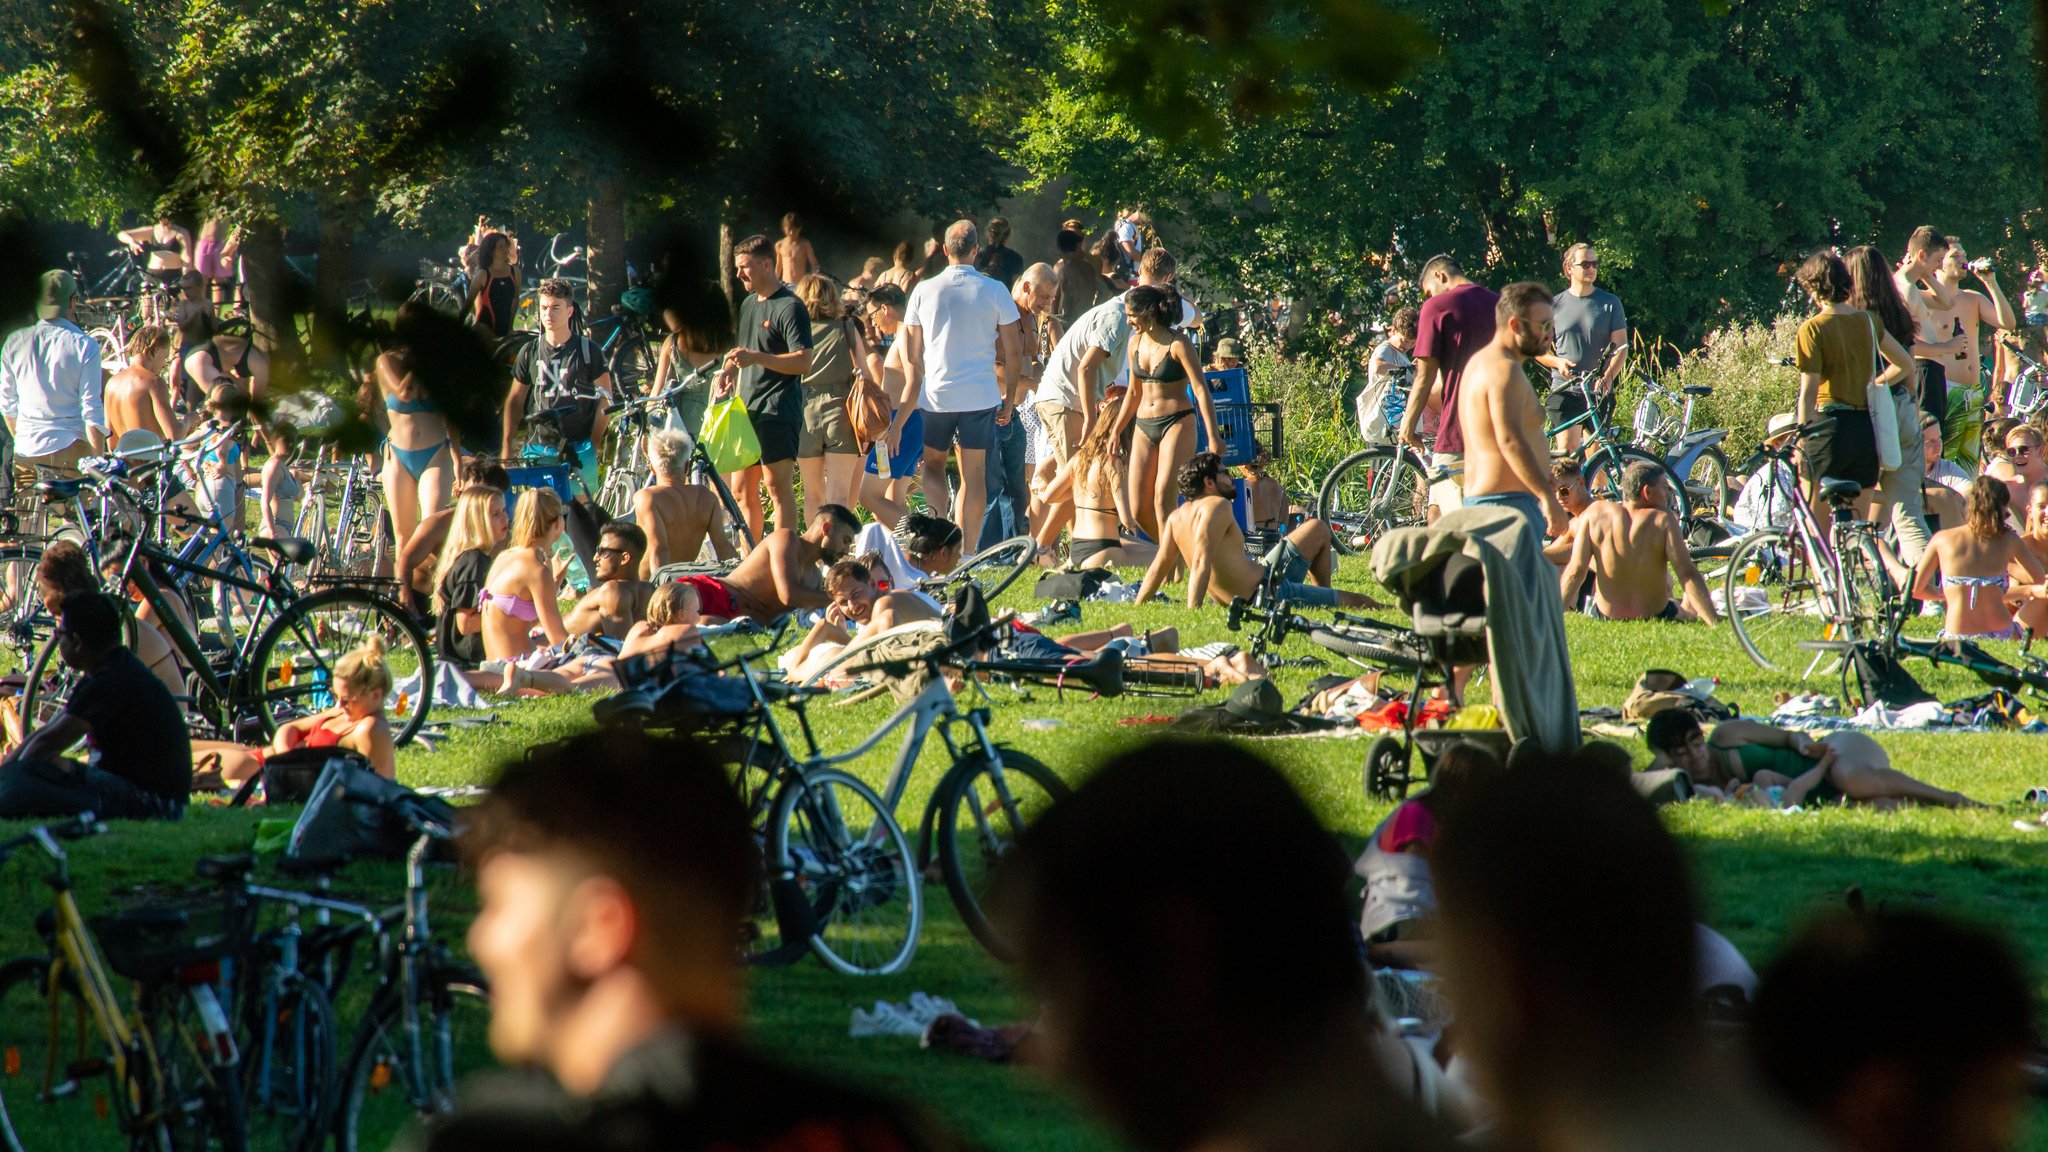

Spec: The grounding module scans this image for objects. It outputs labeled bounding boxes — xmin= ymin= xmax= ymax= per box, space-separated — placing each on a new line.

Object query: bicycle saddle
xmin=1817 ymin=478 xmax=1862 ymax=504
xmin=250 ymin=536 xmax=318 ymax=565
xmin=34 ymin=477 xmax=86 ymax=501
xmin=195 ymin=853 xmax=256 ymax=882
xmin=1682 ymin=385 xmax=1713 ymax=397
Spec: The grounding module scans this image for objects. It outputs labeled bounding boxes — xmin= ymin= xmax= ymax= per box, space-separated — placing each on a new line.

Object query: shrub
xmin=1629 ymin=313 xmax=1804 ymax=466
xmin=1240 ymin=339 xmax=1363 ymax=497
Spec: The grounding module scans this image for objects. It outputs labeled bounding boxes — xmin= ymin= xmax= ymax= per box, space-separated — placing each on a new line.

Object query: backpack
xmin=1622 ymin=669 xmax=1737 ymax=723
xmin=1849 ymin=644 xmax=1935 ymax=708
xmin=284 ymin=755 xmax=458 ymax=871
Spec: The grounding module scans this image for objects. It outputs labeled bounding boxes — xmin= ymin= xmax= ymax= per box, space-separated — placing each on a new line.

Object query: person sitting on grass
xmin=1730 ymin=413 xmax=1803 ymax=537
xmin=425 ymin=729 xmax=956 ymax=1152
xmin=433 ymin=487 xmax=509 ymax=680
xmin=480 ymin=488 xmax=572 ymax=664
xmin=1559 ymin=460 xmax=1718 ymax=623
xmin=667 ymin=505 xmax=858 ymax=624
xmin=398 ymin=457 xmax=511 ymax=619
xmin=1909 ymin=475 xmax=2046 ymax=642
xmin=190 ymin=638 xmax=397 ymax=787
xmin=1541 ymin=458 xmax=1601 ymax=568
xmin=1356 ymin=742 xmax=1505 ymax=970
xmin=1136 ymin=453 xmax=1381 ymax=610
xmin=618 ymin=582 xmax=704 ymax=662
xmin=0 ymin=592 xmax=190 ymax=820
xmin=1240 ymin=449 xmax=1288 ymax=538
xmin=563 ymin=523 xmax=654 ymax=642
xmin=1033 ymin=414 xmax=1156 ymax=570
xmin=634 ymin=429 xmax=736 ymax=576
xmin=34 ymin=540 xmax=185 ymax=697
xmin=1644 ymin=711 xmax=1980 ymax=809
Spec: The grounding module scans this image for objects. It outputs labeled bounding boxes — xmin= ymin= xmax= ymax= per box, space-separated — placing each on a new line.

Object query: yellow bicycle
xmin=0 ymin=816 xmax=247 ymax=1152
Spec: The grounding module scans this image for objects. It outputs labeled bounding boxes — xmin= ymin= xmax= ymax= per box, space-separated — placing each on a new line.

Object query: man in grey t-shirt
xmin=1536 ymin=243 xmax=1628 ymax=452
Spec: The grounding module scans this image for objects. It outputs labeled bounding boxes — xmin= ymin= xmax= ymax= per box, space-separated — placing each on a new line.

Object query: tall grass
xmin=1241 ymin=339 xmax=1363 ymax=497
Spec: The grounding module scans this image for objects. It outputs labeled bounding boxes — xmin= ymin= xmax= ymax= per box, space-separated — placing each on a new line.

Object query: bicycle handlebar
xmin=0 ymin=815 xmax=106 ymax=863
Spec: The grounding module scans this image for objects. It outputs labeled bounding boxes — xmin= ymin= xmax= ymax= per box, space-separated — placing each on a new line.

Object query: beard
xmin=1517 ymin=329 xmax=1550 ymax=358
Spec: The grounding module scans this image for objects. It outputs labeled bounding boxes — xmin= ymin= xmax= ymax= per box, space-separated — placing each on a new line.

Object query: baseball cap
xmin=1214 ymin=338 xmax=1242 ymax=359
xmin=36 ymin=270 xmax=77 ymax=320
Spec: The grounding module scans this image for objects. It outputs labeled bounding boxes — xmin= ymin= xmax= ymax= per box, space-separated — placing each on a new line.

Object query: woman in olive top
xmin=1791 ymin=250 xmax=1915 ymax=520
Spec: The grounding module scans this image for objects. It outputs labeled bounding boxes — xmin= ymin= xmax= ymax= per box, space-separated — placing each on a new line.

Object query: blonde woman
xmin=433 ymin=487 xmax=510 ymax=671
xmin=192 ymin=638 xmax=398 ymax=786
xmin=619 ymin=582 xmax=704 ymax=660
xmin=794 ymin=274 xmax=874 ymax=518
xmin=480 ymin=488 xmax=570 ymax=663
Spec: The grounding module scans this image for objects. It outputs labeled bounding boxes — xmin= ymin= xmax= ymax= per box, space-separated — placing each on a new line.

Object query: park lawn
xmin=1 ymin=561 xmax=2044 ymax=1151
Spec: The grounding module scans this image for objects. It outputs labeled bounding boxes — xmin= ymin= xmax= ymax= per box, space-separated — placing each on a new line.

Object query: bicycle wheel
xmin=1725 ymin=530 xmax=1847 ymax=672
xmin=239 ymin=971 xmax=337 ymax=1152
xmin=249 ymin=587 xmax=434 ymax=746
xmin=1316 ymin=447 xmax=1429 ymax=556
xmin=334 ymin=967 xmax=489 ymax=1152
xmin=0 ymin=955 xmax=130 ymax=1152
xmin=767 ymin=768 xmax=921 ymax=977
xmin=1685 ymin=447 xmax=1729 ymax=518
xmin=147 ymin=981 xmax=249 ymax=1152
xmin=1585 ymin=447 xmax=1692 ymax=522
xmin=1305 ymin=626 xmax=1422 ymax=671
xmin=941 ymin=536 xmax=1034 ymax=603
xmin=936 ymin=749 xmax=1068 ymax=961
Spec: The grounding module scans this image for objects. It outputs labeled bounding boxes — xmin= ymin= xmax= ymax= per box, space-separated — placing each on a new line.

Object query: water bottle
xmin=875 ymin=441 xmax=892 ymax=480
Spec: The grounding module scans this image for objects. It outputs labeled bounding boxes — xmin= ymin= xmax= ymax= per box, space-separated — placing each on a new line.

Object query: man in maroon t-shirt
xmin=1398 ymin=254 xmax=1498 ymax=518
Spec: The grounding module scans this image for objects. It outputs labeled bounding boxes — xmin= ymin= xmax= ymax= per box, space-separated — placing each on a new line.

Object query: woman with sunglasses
xmin=1989 ymin=424 xmax=2045 ymax=510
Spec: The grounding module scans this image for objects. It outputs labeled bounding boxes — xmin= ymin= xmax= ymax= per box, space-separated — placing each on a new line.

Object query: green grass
xmin=1 ymin=559 xmax=2045 ymax=1152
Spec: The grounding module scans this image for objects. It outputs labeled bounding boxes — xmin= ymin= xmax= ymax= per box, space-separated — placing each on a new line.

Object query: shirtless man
xmin=1542 ymin=459 xmax=1599 ymax=566
xmin=783 ymin=559 xmax=945 ymax=679
xmin=669 ymin=504 xmax=858 ymax=622
xmin=562 ymin=523 xmax=655 ymax=640
xmin=634 ymin=429 xmax=735 ymax=575
xmin=1136 ymin=453 xmax=1379 ymax=610
xmin=103 ymin=326 xmax=183 ymax=445
xmin=1456 ymin=281 xmax=1570 ymax=545
xmin=1561 ymin=461 xmax=1718 ymax=624
xmin=394 ymin=457 xmax=511 ymax=617
xmin=1926 ymin=242 xmax=2015 ymax=413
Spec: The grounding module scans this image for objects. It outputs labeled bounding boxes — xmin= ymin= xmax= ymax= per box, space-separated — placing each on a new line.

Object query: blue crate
xmin=503 ymin=465 xmax=572 ymax=517
xmin=1193 ymin=402 xmax=1284 ymax=467
xmin=1194 ymin=367 xmax=1252 ymax=408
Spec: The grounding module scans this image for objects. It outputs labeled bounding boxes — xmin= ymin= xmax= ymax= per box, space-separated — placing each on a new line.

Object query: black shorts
xmin=1545 ymin=386 xmax=1590 ymax=426
xmin=752 ymin=414 xmax=801 ymax=466
xmin=1915 ymin=360 xmax=1948 ymax=426
xmin=1800 ymin=407 xmax=1879 ymax=490
xmin=921 ymin=406 xmax=998 ymax=453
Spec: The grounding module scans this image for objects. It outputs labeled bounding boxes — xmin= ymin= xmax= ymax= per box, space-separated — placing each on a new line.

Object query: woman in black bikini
xmin=1035 ymin=412 xmax=1158 ymax=570
xmin=1117 ymin=285 xmax=1221 ymax=541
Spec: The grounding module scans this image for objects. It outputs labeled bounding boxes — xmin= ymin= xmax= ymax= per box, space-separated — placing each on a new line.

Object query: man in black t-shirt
xmin=0 ymin=591 xmax=189 ymax=820
xmin=717 ymin=234 xmax=811 ymax=542
xmin=502 ymin=278 xmax=614 ymax=492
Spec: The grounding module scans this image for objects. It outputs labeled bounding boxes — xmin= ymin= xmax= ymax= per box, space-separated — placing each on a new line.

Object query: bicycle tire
xmin=936 ymin=749 xmax=1068 ymax=961
xmin=333 ymin=967 xmax=489 ymax=1152
xmin=1305 ymin=627 xmax=1422 ymax=671
xmin=767 ymin=768 xmax=921 ymax=977
xmin=1316 ymin=447 xmax=1430 ymax=557
xmin=1686 ymin=447 xmax=1730 ymax=518
xmin=148 ymin=980 xmax=249 ymax=1152
xmin=240 ymin=969 xmax=338 ymax=1152
xmin=1585 ymin=447 xmax=1692 ymax=522
xmin=0 ymin=954 xmax=131 ymax=1152
xmin=938 ymin=536 xmax=1034 ymax=603
xmin=1724 ymin=530 xmax=1844 ymax=673
xmin=248 ymin=586 xmax=434 ymax=747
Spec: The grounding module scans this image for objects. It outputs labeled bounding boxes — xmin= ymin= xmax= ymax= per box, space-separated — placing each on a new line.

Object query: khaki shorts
xmin=1035 ymin=400 xmax=1080 ymax=461
xmin=798 ymin=380 xmax=860 ymax=458
xmin=1429 ymin=451 xmax=1463 ymax=513
xmin=15 ymin=439 xmax=90 ymax=488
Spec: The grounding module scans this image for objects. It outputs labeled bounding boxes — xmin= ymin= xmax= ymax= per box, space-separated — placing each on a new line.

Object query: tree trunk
xmin=239 ymin=220 xmax=305 ymax=371
xmin=586 ymin=177 xmax=627 ymax=319
xmin=312 ymin=203 xmax=356 ymax=378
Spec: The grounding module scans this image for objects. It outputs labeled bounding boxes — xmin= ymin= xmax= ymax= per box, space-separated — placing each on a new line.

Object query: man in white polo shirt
xmin=903 ymin=219 xmax=1023 ymax=553
xmin=0 ymin=270 xmax=107 ymax=484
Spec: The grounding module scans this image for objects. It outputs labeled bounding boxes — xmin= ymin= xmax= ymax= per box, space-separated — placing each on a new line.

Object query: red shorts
xmin=673 ymin=575 xmax=740 ymax=620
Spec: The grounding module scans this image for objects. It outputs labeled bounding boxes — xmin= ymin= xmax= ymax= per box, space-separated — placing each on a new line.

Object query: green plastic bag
xmin=699 ymin=395 xmax=761 ymax=474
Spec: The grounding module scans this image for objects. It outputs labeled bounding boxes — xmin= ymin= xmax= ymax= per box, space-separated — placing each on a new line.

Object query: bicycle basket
xmin=90 ymin=895 xmax=245 ymax=982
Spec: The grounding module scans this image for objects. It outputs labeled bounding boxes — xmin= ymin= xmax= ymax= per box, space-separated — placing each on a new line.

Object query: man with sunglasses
xmin=1459 ymin=283 xmax=1573 ymax=547
xmin=563 ymin=522 xmax=654 ymax=641
xmin=1536 ymin=243 xmax=1628 ymax=453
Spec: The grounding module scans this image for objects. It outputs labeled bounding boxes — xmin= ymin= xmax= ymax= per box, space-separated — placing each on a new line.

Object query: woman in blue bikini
xmin=375 ymin=303 xmax=458 ymax=551
xmin=1909 ymin=475 xmax=2048 ymax=641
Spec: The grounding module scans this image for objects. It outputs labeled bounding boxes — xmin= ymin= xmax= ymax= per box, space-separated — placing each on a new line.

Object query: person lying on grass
xmin=782 ymin=559 xmax=943 ymax=681
xmin=668 ymin=505 xmax=858 ymax=624
xmin=619 ymin=582 xmax=705 ymax=662
xmin=191 ymin=638 xmax=396 ymax=786
xmin=1644 ymin=712 xmax=1980 ymax=809
xmin=1135 ymin=452 xmax=1381 ymax=610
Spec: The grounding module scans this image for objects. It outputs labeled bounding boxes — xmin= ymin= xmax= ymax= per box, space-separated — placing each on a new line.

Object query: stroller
xmin=1357 ymin=550 xmax=1508 ymax=798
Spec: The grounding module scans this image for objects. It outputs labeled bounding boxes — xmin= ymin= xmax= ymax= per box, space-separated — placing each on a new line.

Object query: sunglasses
xmin=1576 ymin=261 xmax=1600 ymax=269
xmin=2010 ymin=444 xmax=2037 ymax=457
xmin=593 ymin=545 xmax=628 ymax=558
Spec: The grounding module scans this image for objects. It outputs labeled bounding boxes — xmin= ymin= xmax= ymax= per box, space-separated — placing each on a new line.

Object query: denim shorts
xmin=1263 ymin=539 xmax=1338 ymax=608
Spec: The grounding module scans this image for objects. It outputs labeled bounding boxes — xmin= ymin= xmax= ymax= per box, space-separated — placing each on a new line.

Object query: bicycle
xmin=289 ymin=447 xmax=391 ymax=580
xmin=913 ymin=536 xmax=1036 ymax=604
xmin=19 ymin=469 xmax=435 ymax=747
xmin=1630 ymin=374 xmax=1731 ymax=516
xmin=1713 ymin=416 xmax=1896 ymax=676
xmin=405 ymin=260 xmax=466 ymax=317
xmin=1545 ymin=357 xmax=1694 ymax=523
xmin=0 ymin=816 xmax=249 ymax=1152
